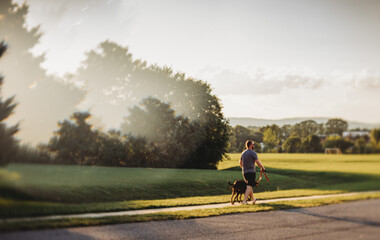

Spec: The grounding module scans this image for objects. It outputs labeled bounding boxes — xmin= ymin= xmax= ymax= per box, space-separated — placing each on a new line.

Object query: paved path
xmin=1 ymin=198 xmax=380 ymax=240
xmin=2 ymin=191 xmax=379 ymax=223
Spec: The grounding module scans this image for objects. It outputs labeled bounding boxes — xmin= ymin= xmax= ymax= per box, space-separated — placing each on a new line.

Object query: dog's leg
xmin=237 ymin=193 xmax=241 ymax=203
xmin=234 ymin=193 xmax=239 ymax=203
xmin=231 ymin=190 xmax=236 ymax=204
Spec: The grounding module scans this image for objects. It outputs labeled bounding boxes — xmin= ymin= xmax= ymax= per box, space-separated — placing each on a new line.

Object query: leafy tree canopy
xmin=76 ymin=41 xmax=229 ymax=169
xmin=282 ymin=136 xmax=302 ymax=153
xmin=325 ymin=118 xmax=348 ymax=136
xmin=0 ymin=41 xmax=19 ymax=165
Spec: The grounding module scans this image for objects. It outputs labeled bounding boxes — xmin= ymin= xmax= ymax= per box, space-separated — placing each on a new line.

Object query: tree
xmin=252 ymin=131 xmax=263 ymax=143
xmin=325 ymin=118 xmax=348 ymax=136
xmin=260 ymin=124 xmax=281 ymax=138
xmin=324 ymin=135 xmax=353 ymax=153
xmin=233 ymin=125 xmax=252 ymax=152
xmin=226 ymin=125 xmax=237 ymax=152
xmin=301 ymin=135 xmax=322 ymax=153
xmin=317 ymin=123 xmax=325 ymax=135
xmin=78 ymin=41 xmax=229 ymax=169
xmin=263 ymin=128 xmax=278 ymax=152
xmin=227 ymin=125 xmax=263 ymax=153
xmin=121 ymin=97 xmax=201 ymax=168
xmin=353 ymin=137 xmax=368 ymax=154
xmin=253 ymin=141 xmax=262 ymax=153
xmin=0 ymin=41 xmax=19 ymax=166
xmin=291 ymin=120 xmax=319 ymax=139
xmin=122 ymin=98 xmax=178 ymax=142
xmin=371 ymin=128 xmax=380 ymax=146
xmin=282 ymin=136 xmax=302 ymax=153
xmin=92 ymin=130 xmax=153 ymax=167
xmin=48 ymin=112 xmax=97 ymax=165
xmin=0 ymin=0 xmax=84 ymax=144
xmin=280 ymin=124 xmax=292 ymax=141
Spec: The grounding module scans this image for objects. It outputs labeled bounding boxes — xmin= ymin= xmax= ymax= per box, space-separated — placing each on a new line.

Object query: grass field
xmin=1 ymin=153 xmax=380 ymax=220
xmin=219 ymin=153 xmax=380 ymax=175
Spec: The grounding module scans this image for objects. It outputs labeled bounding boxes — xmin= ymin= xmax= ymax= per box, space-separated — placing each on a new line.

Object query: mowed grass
xmin=0 ymin=164 xmax=242 ymax=203
xmin=1 ymin=153 xmax=380 ymax=219
xmin=218 ymin=153 xmax=380 ymax=175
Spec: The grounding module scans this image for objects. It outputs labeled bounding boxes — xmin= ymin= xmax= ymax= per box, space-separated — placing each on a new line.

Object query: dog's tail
xmin=227 ymin=180 xmax=234 ymax=190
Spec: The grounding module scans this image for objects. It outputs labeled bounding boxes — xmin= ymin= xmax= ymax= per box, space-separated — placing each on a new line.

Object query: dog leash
xmin=257 ymin=168 xmax=269 ymax=184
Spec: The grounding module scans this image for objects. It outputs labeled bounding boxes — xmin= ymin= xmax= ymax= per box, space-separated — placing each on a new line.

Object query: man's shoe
xmin=241 ymin=201 xmax=248 ymax=205
xmin=252 ymin=198 xmax=257 ymax=204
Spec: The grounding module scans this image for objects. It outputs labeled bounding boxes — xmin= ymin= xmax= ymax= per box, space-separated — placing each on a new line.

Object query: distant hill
xmin=227 ymin=117 xmax=380 ymax=130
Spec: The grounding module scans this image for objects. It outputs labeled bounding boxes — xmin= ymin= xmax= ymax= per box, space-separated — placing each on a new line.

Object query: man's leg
xmin=243 ymin=185 xmax=252 ymax=203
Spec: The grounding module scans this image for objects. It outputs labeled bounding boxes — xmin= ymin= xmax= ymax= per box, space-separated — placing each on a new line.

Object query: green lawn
xmin=219 ymin=153 xmax=380 ymax=175
xmin=1 ymin=153 xmax=380 ymax=219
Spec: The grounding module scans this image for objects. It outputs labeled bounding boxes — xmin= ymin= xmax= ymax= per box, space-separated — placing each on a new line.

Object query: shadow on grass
xmin=223 ymin=166 xmax=380 ymax=194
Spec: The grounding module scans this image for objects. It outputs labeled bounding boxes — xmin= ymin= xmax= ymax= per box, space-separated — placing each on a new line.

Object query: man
xmin=239 ymin=140 xmax=265 ymax=204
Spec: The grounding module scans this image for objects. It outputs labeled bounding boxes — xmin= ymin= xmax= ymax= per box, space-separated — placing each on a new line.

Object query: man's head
xmin=245 ymin=140 xmax=255 ymax=150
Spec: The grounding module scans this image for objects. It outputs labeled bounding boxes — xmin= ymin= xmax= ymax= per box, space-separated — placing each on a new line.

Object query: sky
xmin=15 ymin=0 xmax=380 ymax=123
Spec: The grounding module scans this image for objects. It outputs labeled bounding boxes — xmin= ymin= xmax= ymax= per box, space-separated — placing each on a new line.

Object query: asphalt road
xmin=1 ymin=199 xmax=380 ymax=240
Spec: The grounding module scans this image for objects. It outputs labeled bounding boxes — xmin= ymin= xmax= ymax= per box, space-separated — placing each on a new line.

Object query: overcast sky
xmin=15 ymin=0 xmax=380 ymax=123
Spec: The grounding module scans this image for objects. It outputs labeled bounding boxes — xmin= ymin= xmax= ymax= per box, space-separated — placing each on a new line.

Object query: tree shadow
xmin=222 ymin=166 xmax=380 ymax=193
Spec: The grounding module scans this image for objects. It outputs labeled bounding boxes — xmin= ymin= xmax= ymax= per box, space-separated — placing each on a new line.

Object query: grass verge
xmin=1 ymin=187 xmax=376 ymax=219
xmin=1 ymin=154 xmax=380 ymax=219
xmin=1 ymin=192 xmax=379 ymax=233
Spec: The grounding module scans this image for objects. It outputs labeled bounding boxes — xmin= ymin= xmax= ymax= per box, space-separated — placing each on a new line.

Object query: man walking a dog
xmin=240 ymin=140 xmax=266 ymax=204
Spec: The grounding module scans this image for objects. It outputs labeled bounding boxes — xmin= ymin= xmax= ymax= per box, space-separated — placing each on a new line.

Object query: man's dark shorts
xmin=243 ymin=172 xmax=256 ymax=187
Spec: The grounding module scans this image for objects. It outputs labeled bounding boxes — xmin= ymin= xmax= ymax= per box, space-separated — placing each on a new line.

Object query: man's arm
xmin=239 ymin=158 xmax=243 ymax=168
xmin=255 ymin=159 xmax=265 ymax=171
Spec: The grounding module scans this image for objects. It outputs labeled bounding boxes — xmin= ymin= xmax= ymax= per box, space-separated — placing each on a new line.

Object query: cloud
xmin=197 ymin=66 xmax=324 ymax=96
xmin=197 ymin=66 xmax=380 ymax=98
xmin=195 ymin=66 xmax=380 ymax=122
xmin=331 ymin=70 xmax=380 ymax=89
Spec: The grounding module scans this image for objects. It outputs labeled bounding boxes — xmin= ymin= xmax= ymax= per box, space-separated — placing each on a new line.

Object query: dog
xmin=227 ymin=180 xmax=247 ymax=204
xmin=227 ymin=180 xmax=258 ymax=204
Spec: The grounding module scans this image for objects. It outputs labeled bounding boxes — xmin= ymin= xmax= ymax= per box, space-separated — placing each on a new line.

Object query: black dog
xmin=227 ymin=180 xmax=248 ymax=204
xmin=228 ymin=180 xmax=258 ymax=204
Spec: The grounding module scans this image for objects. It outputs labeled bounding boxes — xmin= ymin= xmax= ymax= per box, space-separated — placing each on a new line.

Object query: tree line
xmin=228 ymin=119 xmax=380 ymax=154
xmin=1 ymin=41 xmax=229 ymax=168
xmin=0 ymin=1 xmax=229 ymax=169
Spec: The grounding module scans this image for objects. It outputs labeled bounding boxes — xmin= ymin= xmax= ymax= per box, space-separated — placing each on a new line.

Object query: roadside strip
xmin=2 ymin=191 xmax=380 ymax=223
